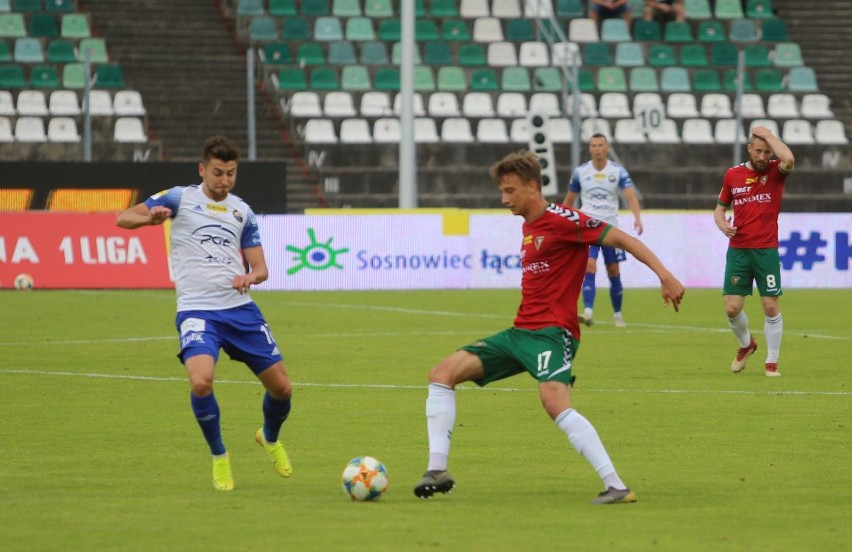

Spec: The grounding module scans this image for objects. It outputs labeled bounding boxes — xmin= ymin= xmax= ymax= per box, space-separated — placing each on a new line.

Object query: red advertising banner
xmin=0 ymin=212 xmax=173 ymax=289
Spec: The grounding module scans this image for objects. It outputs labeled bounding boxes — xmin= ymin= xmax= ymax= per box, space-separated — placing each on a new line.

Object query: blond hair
xmin=489 ymin=150 xmax=541 ymax=186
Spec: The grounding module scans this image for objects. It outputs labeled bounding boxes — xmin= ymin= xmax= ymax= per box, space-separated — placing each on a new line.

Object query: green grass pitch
xmin=1 ymin=288 xmax=850 ymax=551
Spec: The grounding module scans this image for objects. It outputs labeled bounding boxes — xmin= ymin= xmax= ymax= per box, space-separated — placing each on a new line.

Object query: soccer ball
xmin=341 ymin=456 xmax=389 ymax=501
xmin=13 ymin=273 xmax=34 ymax=290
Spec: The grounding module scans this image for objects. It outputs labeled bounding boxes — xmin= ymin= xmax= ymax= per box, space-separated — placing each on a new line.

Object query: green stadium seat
xmin=431 ymin=0 xmax=458 ymax=17
xmin=787 ymin=66 xmax=818 ymax=92
xmin=714 ymin=0 xmax=743 ymax=18
xmin=470 ymin=67 xmax=498 ymax=91
xmin=577 ymin=68 xmax=595 ymax=92
xmin=237 ymin=0 xmax=265 ymax=16
xmin=711 ymin=42 xmax=739 ymax=66
xmin=364 ymin=0 xmax=392 ymax=17
xmin=377 ymin=18 xmax=400 ymax=41
xmin=660 ymin=66 xmax=690 ymax=92
xmin=13 ymin=37 xmax=43 ymax=62
xmin=746 ymin=0 xmax=773 ymax=18
xmin=44 ymin=0 xmax=76 ymax=13
xmin=501 ymin=66 xmax=530 ymax=91
xmin=759 ymin=18 xmax=788 ymax=41
xmin=332 ymin=0 xmax=361 ymax=16
xmin=277 ymin=67 xmax=307 ymax=90
xmin=0 ymin=13 xmax=25 ymax=38
xmin=79 ymin=38 xmax=108 ymax=63
xmin=693 ymin=69 xmax=721 ymax=91
xmin=423 ymin=41 xmax=452 ymax=65
xmin=310 ymin=67 xmax=339 ymax=90
xmin=697 ymin=20 xmax=724 ymax=42
xmin=754 ymin=68 xmax=782 ymax=91
xmin=28 ymin=14 xmax=59 ymax=38
xmin=29 ymin=63 xmax=59 ymax=88
xmin=615 ymin=42 xmax=644 ymax=66
xmin=314 ymin=16 xmax=343 ymax=41
xmin=505 ymin=19 xmax=535 ymax=42
xmin=414 ymin=0 xmax=426 ymax=16
xmin=61 ymin=61 xmax=86 ymax=88
xmin=583 ymin=42 xmax=611 ymax=65
xmin=0 ymin=63 xmax=26 ymax=87
xmin=679 ymin=44 xmax=707 ymax=67
xmin=12 ymin=0 xmax=40 ymax=12
xmin=95 ymin=63 xmax=124 ymax=88
xmin=556 ymin=0 xmax=584 ymax=18
xmin=327 ymin=40 xmax=355 ymax=64
xmin=597 ymin=66 xmax=627 ymax=92
xmin=664 ymin=21 xmax=692 ymax=42
xmin=297 ymin=43 xmax=325 ymax=65
xmin=359 ymin=40 xmax=388 ymax=64
xmin=533 ymin=66 xmax=562 ymax=91
xmin=629 ymin=67 xmax=658 ymax=91
xmin=0 ymin=41 xmax=10 ymax=62
xmin=61 ymin=14 xmax=91 ymax=38
xmin=281 ymin=17 xmax=310 ymax=40
xmin=301 ymin=0 xmax=329 ymax=16
xmin=249 ymin=16 xmax=278 ymax=41
xmin=269 ymin=0 xmax=297 ymax=16
xmin=261 ymin=42 xmax=293 ymax=64
xmin=744 ymin=44 xmax=770 ymax=67
xmin=632 ymin=20 xmax=661 ymax=41
xmin=345 ymin=17 xmax=375 ymax=41
xmin=374 ymin=67 xmax=400 ymax=90
xmin=341 ymin=65 xmax=370 ymax=90
xmin=684 ymin=0 xmax=711 ymax=19
xmin=601 ymin=19 xmax=631 ymax=42
xmin=728 ymin=18 xmax=758 ymax=42
xmin=391 ymin=41 xmax=421 ymax=64
xmin=46 ymin=38 xmax=75 ymax=62
xmin=722 ymin=69 xmax=752 ymax=91
xmin=458 ymin=42 xmax=485 ymax=65
xmin=414 ymin=65 xmax=435 ymax=91
xmin=647 ymin=44 xmax=675 ymax=66
xmin=539 ymin=19 xmax=567 ymax=40
xmin=442 ymin=19 xmax=470 ymax=41
xmin=773 ymin=42 xmax=803 ymax=67
xmin=437 ymin=65 xmax=466 ymax=91
xmin=416 ymin=19 xmax=439 ymax=40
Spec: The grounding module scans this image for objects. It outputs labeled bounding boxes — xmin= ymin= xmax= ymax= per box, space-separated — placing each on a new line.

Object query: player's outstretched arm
xmin=116 ymin=203 xmax=172 ymax=229
xmin=602 ymin=226 xmax=684 ymax=311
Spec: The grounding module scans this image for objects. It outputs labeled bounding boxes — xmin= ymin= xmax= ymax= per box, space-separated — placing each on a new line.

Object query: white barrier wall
xmin=257 ymin=213 xmax=852 ymax=291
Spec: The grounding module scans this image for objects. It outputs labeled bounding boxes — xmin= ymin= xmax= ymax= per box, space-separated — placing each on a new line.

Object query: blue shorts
xmin=589 ymin=245 xmax=627 ymax=265
xmin=175 ymin=303 xmax=283 ymax=374
xmin=592 ymin=2 xmax=632 ymax=17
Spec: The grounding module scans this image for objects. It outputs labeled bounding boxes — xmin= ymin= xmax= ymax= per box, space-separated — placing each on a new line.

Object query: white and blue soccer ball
xmin=13 ymin=273 xmax=34 ymax=290
xmin=341 ymin=456 xmax=389 ymax=501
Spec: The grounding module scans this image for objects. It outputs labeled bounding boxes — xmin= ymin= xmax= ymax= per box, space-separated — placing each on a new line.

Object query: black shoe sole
xmin=413 ymin=480 xmax=455 ymax=499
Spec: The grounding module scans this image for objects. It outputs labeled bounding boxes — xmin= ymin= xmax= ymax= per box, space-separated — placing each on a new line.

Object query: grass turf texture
xmin=1 ymin=288 xmax=849 ymax=551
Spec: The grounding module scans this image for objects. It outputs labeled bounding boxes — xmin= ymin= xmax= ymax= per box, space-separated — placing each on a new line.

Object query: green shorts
xmin=460 ymin=326 xmax=578 ymax=387
xmin=723 ymin=247 xmax=783 ymax=297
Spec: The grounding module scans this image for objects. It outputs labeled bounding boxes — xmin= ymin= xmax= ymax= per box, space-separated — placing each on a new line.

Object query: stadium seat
xmin=345 ymin=17 xmax=375 ymax=40
xmin=360 ymin=91 xmax=391 ymax=116
xmin=601 ymin=19 xmax=630 ymax=42
xmin=0 ymin=117 xmax=12 ymax=142
xmin=281 ymin=17 xmax=310 ymax=40
xmin=744 ymin=44 xmax=770 ymax=67
xmin=666 ymin=93 xmax=699 ymax=118
xmin=767 ymin=93 xmax=798 ymax=118
xmin=773 ymin=43 xmax=803 ymax=67
xmin=46 ymin=39 xmax=75 ymax=62
xmin=0 ymin=13 xmax=26 ymax=38
xmin=739 ymin=93 xmax=765 ymax=117
xmin=416 ymin=19 xmax=439 ymax=40
xmin=47 ymin=116 xmax=80 ymax=143
xmin=533 ymin=67 xmax=562 ymax=91
xmin=301 ymin=0 xmax=330 ymax=16
xmin=693 ymin=69 xmax=721 ymax=92
xmin=552 ymin=41 xmax=581 ymax=65
xmin=661 ymin=67 xmax=690 ymax=92
xmin=277 ymin=68 xmax=307 ymax=91
xmin=83 ymin=89 xmax=114 ymax=116
xmin=0 ymin=41 xmax=10 ymax=63
xmin=339 ymin=118 xmax=372 ymax=143
xmin=373 ymin=67 xmax=400 ymax=91
xmin=458 ymin=42 xmax=486 ymax=65
xmin=506 ymin=117 xmax=527 ymax=142
xmin=501 ymin=66 xmax=530 ymax=91
xmin=799 ymin=94 xmax=833 ymax=119
xmin=14 ymin=37 xmax=43 ymax=63
xmin=460 ymin=0 xmax=489 ymax=17
xmin=473 ymin=17 xmax=503 ymax=42
xmin=577 ymin=68 xmax=595 ymax=92
xmin=755 ymin=68 xmax=783 ymax=92
xmin=61 ymin=13 xmax=91 ymax=38
xmin=632 ymin=20 xmax=661 ymax=42
xmin=597 ymin=67 xmax=627 ymax=92
xmin=728 ymin=18 xmax=758 ymax=42
xmin=700 ymin=93 xmax=733 ymax=117
xmin=568 ymin=18 xmax=598 ymax=43
xmin=423 ymin=41 xmax=452 ymax=66
xmin=249 ymin=16 xmax=278 ymax=41
xmin=303 ymin=119 xmax=337 ymax=143
xmin=289 ymin=91 xmax=322 ymax=117
xmin=494 ymin=0 xmax=523 ymax=20
xmin=681 ymin=118 xmax=715 ymax=143
xmin=324 ymin=91 xmax=357 ymax=116
xmin=441 ymin=19 xmax=471 ymax=41
xmin=714 ymin=118 xmax=746 ymax=143
xmin=760 ymin=18 xmax=788 ymax=41
xmin=269 ymin=0 xmax=297 ymax=15
xmin=314 ymin=16 xmax=343 ymax=41
xmin=431 ymin=0 xmax=458 ymax=17
xmin=476 ymin=118 xmax=509 ymax=143
xmin=390 ymin=41 xmax=421 ymax=64
xmin=583 ymin=42 xmax=611 ymax=66
xmin=529 ymin=92 xmax=561 ymax=116
xmin=441 ymin=117 xmax=474 ymax=142
xmin=746 ymin=0 xmax=774 ymax=18
xmin=580 ymin=118 xmax=611 ymax=141
xmin=0 ymin=90 xmax=14 ymax=115
xmin=0 ymin=64 xmax=26 ymax=88
xmin=679 ymin=44 xmax=708 ymax=67
xmin=260 ymin=42 xmax=292 ymax=64
xmin=647 ymin=44 xmax=675 ymax=67
xmin=95 ymin=64 xmax=125 ymax=89
xmin=360 ymin=41 xmax=388 ymax=64
xmin=664 ymin=21 xmax=692 ymax=42
xmin=487 ymin=41 xmax=517 ymax=66
xmin=722 ymin=69 xmax=752 ymax=92
xmin=30 ymin=64 xmax=59 ymax=88
xmin=496 ymin=92 xmax=526 ymax=117
xmin=566 ymin=93 xmax=597 ymax=117
xmin=28 ymin=14 xmax=59 ymax=38
xmin=371 ymin=117 xmax=399 ymax=142
xmin=112 ymin=90 xmax=145 ymax=117
xmin=462 ymin=91 xmax=494 ymax=117
xmin=748 ymin=118 xmax=779 ymax=136
xmin=364 ymin=0 xmax=392 ymax=16
xmin=556 ymin=0 xmax=584 ymax=17
xmin=413 ymin=66 xmax=436 ymax=91
xmin=341 ymin=65 xmax=370 ymax=90
xmin=629 ymin=67 xmax=658 ymax=92
xmin=15 ymin=115 xmax=46 ymax=142
xmin=781 ymin=119 xmax=814 ymax=145
xmin=633 ymin=92 xmax=665 ymax=117
xmin=599 ymin=92 xmax=631 ymax=118
xmin=16 ymin=90 xmax=47 ymax=116
xmin=523 ymin=0 xmax=553 ymax=18
xmin=697 ymin=20 xmax=725 ymax=42
xmin=114 ymin=117 xmax=147 ymax=143
xmin=519 ymin=41 xmax=549 ymax=67
xmin=393 ymin=92 xmax=426 ymax=116
xmin=548 ymin=118 xmax=573 ymax=143
xmin=237 ymin=0 xmax=265 ymax=16
xmin=814 ymin=120 xmax=848 ymax=145
xmin=332 ymin=0 xmax=361 ymax=16
xmin=470 ymin=67 xmax=498 ymax=91
xmin=428 ymin=91 xmax=460 ymax=116
xmin=787 ymin=66 xmax=818 ymax=92
xmin=615 ymin=42 xmax=644 ymax=66
xmin=647 ymin=119 xmax=680 ymax=143
xmin=327 ymin=40 xmax=356 ymax=64
xmin=44 ymin=0 xmax=75 ymax=13
xmin=711 ymin=43 xmax=738 ymax=66
xmin=437 ymin=66 xmax=467 ymax=91
xmin=714 ymin=0 xmax=743 ymax=18
xmin=684 ymin=0 xmax=711 ymax=19
xmin=613 ymin=118 xmax=646 ymax=143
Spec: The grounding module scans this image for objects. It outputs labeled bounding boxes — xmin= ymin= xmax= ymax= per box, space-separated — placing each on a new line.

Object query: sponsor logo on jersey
xmin=232 ymin=209 xmax=243 ymax=222
xmin=207 ymin=204 xmax=227 ymax=213
xmin=586 ymin=218 xmax=604 ymax=228
xmin=523 ymin=234 xmax=533 ymax=245
xmin=192 ymin=204 xmax=204 ymax=212
xmin=731 ymin=186 xmax=752 ymax=195
xmin=534 ymin=236 xmax=545 ymax=250
xmin=759 ymin=175 xmax=767 ymax=185
xmin=608 ymin=174 xmax=616 ymax=183
xmin=745 ymin=176 xmax=759 ymax=185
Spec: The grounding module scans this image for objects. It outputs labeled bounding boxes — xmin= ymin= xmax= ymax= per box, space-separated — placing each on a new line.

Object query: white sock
xmin=555 ymin=408 xmax=626 ymax=490
xmin=426 ymin=383 xmax=455 ymax=471
xmin=764 ymin=313 xmax=782 ymax=363
xmin=727 ymin=311 xmax=751 ymax=348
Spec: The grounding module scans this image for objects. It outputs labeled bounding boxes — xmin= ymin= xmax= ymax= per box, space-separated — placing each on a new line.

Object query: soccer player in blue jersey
xmin=116 ymin=136 xmax=293 ymax=491
xmin=563 ymin=133 xmax=643 ymax=328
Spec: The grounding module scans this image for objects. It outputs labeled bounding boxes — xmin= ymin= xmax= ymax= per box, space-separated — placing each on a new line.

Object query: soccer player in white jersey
xmin=563 ymin=133 xmax=643 ymax=328
xmin=116 ymin=136 xmax=293 ymax=491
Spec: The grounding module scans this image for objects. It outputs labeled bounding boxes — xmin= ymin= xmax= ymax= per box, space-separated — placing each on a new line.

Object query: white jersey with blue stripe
xmin=145 ymin=184 xmax=262 ymax=312
xmin=568 ymin=160 xmax=635 ymax=225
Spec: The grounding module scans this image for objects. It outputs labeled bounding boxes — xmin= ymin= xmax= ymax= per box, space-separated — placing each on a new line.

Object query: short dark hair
xmin=202 ymin=135 xmax=239 ymax=163
xmin=589 ymin=133 xmax=608 ymax=143
xmin=489 ymin=150 xmax=542 ymax=186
